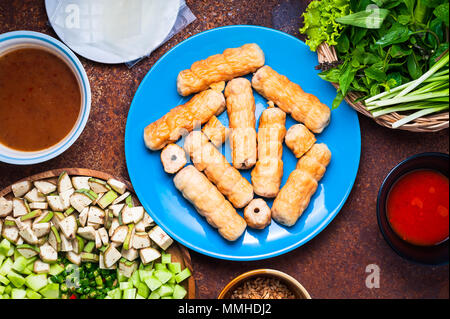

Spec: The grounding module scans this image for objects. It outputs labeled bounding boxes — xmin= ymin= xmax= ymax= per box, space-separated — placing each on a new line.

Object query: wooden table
xmin=0 ymin=0 xmax=448 ymax=299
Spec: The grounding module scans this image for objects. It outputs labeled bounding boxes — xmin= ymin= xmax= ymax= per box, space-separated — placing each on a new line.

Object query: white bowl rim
xmin=0 ymin=30 xmax=91 ymax=165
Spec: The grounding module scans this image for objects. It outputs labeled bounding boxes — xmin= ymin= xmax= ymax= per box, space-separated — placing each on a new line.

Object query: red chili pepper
xmin=70 ymin=294 xmax=77 ymax=299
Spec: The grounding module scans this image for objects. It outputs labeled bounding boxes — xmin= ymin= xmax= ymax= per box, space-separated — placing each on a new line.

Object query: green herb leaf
xmin=390 ymin=44 xmax=413 ymax=58
xmin=375 ymin=23 xmax=413 ymax=47
xmin=339 ymin=61 xmax=359 ymax=96
xmin=364 ymin=63 xmax=387 ymax=82
xmin=433 ymin=2 xmax=449 ymax=27
xmin=407 ymin=52 xmax=423 ymax=79
xmin=336 ymin=7 xmax=390 ymax=29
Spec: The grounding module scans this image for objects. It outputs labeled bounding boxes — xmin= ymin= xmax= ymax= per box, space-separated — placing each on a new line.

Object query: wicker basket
xmin=317 ymin=43 xmax=449 ymax=132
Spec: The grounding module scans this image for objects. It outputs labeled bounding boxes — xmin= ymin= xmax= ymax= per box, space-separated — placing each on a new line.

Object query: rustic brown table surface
xmin=1 ymin=0 xmax=448 ymax=299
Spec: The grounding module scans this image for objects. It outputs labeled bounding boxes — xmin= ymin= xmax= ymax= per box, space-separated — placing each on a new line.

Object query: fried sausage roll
xmin=160 ymin=144 xmax=187 ymax=174
xmin=202 ymin=115 xmax=230 ymax=147
xmin=244 ymin=198 xmax=271 ymax=230
xmin=143 ymin=89 xmax=226 ymax=151
xmin=251 ymin=106 xmax=286 ymax=198
xmin=173 ymin=165 xmax=247 ymax=241
xmin=252 ymin=66 xmax=331 ymax=133
xmin=271 ymin=143 xmax=331 ymax=227
xmin=225 ymin=78 xmax=257 ymax=170
xmin=184 ymin=131 xmax=254 ymax=209
xmin=285 ymin=124 xmax=316 ymax=158
xmin=177 ymin=43 xmax=265 ymax=96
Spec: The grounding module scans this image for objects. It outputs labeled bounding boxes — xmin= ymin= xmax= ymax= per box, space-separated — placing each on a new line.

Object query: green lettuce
xmin=300 ymin=0 xmax=351 ymax=51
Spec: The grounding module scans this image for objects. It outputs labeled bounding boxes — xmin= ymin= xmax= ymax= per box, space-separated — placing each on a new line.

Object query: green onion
xmin=364 ymin=51 xmax=449 ymax=128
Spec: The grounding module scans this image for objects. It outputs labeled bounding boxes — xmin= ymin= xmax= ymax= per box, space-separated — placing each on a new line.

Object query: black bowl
xmin=377 ymin=152 xmax=449 ymax=265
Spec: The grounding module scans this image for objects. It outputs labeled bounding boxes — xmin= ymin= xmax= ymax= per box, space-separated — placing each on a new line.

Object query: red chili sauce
xmin=387 ymin=169 xmax=449 ymax=246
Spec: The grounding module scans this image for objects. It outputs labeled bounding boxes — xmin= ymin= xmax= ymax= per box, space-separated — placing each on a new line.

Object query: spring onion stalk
xmin=395 ymin=51 xmax=449 ymax=98
xmin=364 ymin=70 xmax=449 ymax=103
xmin=371 ymin=102 xmax=447 ymax=117
xmin=392 ymin=105 xmax=449 ymax=129
xmin=364 ymin=51 xmax=449 ymax=128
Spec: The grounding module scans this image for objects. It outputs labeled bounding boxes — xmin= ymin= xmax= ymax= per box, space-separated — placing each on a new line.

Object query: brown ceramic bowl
xmin=218 ymin=269 xmax=311 ymax=299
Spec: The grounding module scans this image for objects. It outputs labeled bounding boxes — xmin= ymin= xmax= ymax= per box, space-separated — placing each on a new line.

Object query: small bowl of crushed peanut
xmin=218 ymin=269 xmax=311 ymax=299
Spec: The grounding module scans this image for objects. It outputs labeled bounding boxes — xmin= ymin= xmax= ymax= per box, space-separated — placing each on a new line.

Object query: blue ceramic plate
xmin=125 ymin=25 xmax=361 ymax=261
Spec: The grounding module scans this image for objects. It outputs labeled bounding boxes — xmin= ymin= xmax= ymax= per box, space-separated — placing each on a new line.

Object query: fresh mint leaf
xmin=375 ymin=23 xmax=413 ymax=47
xmin=364 ymin=63 xmax=387 ymax=82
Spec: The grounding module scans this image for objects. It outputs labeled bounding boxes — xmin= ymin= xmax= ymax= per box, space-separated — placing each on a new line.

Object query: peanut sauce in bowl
xmin=0 ymin=47 xmax=81 ymax=151
xmin=0 ymin=30 xmax=91 ymax=165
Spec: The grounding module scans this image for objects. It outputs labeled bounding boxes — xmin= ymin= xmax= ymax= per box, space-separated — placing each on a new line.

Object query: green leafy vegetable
xmin=300 ymin=0 xmax=351 ymax=51
xmin=301 ymin=0 xmax=449 ymax=114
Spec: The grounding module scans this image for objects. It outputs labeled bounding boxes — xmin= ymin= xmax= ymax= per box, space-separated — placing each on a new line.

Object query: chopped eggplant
xmin=78 ymin=207 xmax=89 ymax=227
xmin=88 ymin=178 xmax=110 ymax=193
xmin=58 ymin=215 xmax=77 ymax=239
xmin=11 ymin=181 xmax=32 ymax=198
xmin=12 ymin=198 xmax=28 ymax=218
xmin=28 ymin=202 xmax=48 ymax=210
xmin=71 ymin=176 xmax=91 ymax=190
xmin=69 ymin=192 xmax=93 ymax=213
xmin=107 ymin=178 xmax=127 ymax=195
xmin=19 ymin=226 xmax=39 ymax=244
xmin=119 ymin=258 xmax=138 ymax=278
xmin=59 ymin=188 xmax=74 ymax=211
xmin=57 ymin=172 xmax=73 ymax=193
xmin=47 ymin=195 xmax=65 ymax=212
xmin=77 ymin=226 xmax=96 ymax=241
xmin=111 ymin=225 xmax=128 ymax=244
xmin=108 ymin=218 xmax=120 ymax=237
xmin=94 ymin=230 xmax=102 ymax=249
xmin=103 ymin=245 xmax=122 ymax=268
xmin=33 ymin=260 xmax=50 ymax=274
xmin=24 ymin=188 xmax=46 ymax=203
xmin=87 ymin=206 xmax=105 ymax=225
xmin=97 ymin=227 xmax=109 ymax=246
xmin=99 ymin=252 xmax=116 ymax=270
xmin=132 ymin=232 xmax=151 ymax=249
xmin=148 ymin=226 xmax=173 ymax=250
xmin=121 ymin=247 xmax=139 ymax=262
xmin=32 ymin=222 xmax=51 ymax=237
xmin=66 ymin=251 xmax=81 ymax=265
xmin=121 ymin=206 xmax=144 ymax=224
xmin=16 ymin=244 xmax=40 ymax=258
xmin=39 ymin=242 xmax=58 ymax=263
xmin=109 ymin=204 xmax=125 ymax=217
xmin=48 ymin=226 xmax=61 ymax=251
xmin=139 ymin=247 xmax=161 ymax=265
xmin=0 ymin=197 xmax=13 ymax=217
xmin=2 ymin=223 xmax=19 ymax=243
xmin=112 ymin=191 xmax=131 ymax=205
xmin=34 ymin=180 xmax=57 ymax=195
xmin=60 ymin=234 xmax=73 ymax=252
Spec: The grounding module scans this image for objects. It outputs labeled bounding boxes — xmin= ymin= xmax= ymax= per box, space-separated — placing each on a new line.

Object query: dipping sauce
xmin=0 ymin=48 xmax=81 ymax=151
xmin=387 ymin=169 xmax=449 ymax=246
